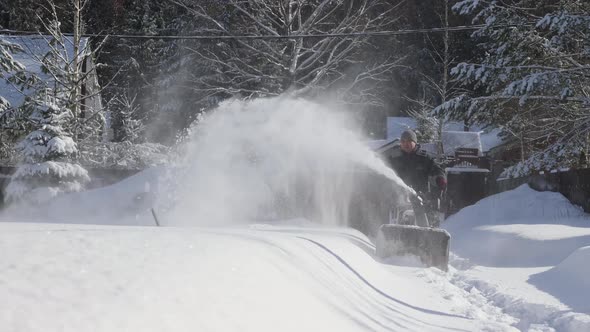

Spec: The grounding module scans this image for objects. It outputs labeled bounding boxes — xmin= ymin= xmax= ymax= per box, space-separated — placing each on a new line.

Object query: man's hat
xmin=401 ymin=129 xmax=417 ymax=143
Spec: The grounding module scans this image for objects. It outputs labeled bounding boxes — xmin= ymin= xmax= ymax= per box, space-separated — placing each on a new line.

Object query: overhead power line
xmin=0 ymin=24 xmax=493 ymax=40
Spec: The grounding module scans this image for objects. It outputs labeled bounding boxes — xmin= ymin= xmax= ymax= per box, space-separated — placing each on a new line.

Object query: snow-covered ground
xmin=444 ymin=185 xmax=590 ymax=332
xmin=0 ymin=166 xmax=514 ymax=332
xmin=0 ymin=221 xmax=518 ymax=332
xmin=1 ymin=168 xmax=589 ymax=331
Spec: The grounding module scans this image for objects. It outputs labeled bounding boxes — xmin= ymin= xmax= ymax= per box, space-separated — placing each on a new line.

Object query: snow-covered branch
xmin=173 ymin=0 xmax=400 ymax=104
xmin=445 ymin=0 xmax=590 ymax=176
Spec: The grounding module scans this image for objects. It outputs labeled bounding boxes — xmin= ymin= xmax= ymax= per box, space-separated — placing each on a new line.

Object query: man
xmin=386 ymin=129 xmax=447 ymax=223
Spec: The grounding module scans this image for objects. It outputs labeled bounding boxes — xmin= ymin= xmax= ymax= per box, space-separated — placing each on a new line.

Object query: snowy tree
xmin=4 ymin=96 xmax=90 ymax=203
xmin=403 ymin=0 xmax=471 ymax=154
xmin=408 ymin=104 xmax=439 ymax=144
xmin=0 ymin=0 xmax=56 ymax=31
xmin=435 ymin=0 xmax=590 ymax=176
xmin=0 ymin=38 xmax=27 ymax=99
xmin=172 ymin=0 xmax=402 ymax=107
xmin=94 ymin=0 xmax=181 ymax=143
xmin=0 ymin=38 xmax=32 ymax=162
xmin=35 ymin=1 xmax=106 ymax=144
xmin=109 ymin=91 xmax=144 ymax=143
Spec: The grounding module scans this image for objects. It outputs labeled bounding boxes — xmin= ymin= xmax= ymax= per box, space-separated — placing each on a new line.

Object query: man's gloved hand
xmin=410 ymin=191 xmax=425 ymax=206
xmin=435 ymin=176 xmax=447 ymax=191
xmin=432 ymin=176 xmax=447 ymax=203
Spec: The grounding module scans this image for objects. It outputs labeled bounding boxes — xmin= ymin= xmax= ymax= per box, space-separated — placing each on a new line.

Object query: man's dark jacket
xmin=386 ymin=145 xmax=446 ymax=194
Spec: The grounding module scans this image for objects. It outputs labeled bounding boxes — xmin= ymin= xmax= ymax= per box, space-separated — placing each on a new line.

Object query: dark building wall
xmin=446 ymin=171 xmax=489 ymax=216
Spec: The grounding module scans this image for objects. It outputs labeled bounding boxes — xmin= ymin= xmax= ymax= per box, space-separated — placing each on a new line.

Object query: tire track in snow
xmin=297 ymin=236 xmax=471 ymax=320
xmin=204 ymin=228 xmax=472 ymax=331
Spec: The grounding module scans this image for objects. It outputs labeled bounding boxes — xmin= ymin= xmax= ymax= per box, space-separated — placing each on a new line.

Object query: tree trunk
xmin=520 ymin=115 xmax=526 ymax=163
xmin=438 ymin=0 xmax=450 ymax=156
xmin=72 ymin=0 xmax=81 ymax=141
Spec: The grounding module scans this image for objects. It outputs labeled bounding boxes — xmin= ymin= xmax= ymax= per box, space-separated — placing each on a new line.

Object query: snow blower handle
xmin=409 ymin=191 xmax=425 ymax=206
xmin=409 ymin=191 xmax=430 ymax=227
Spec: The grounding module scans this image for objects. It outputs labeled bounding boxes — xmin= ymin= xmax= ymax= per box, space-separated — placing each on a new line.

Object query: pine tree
xmin=436 ymin=0 xmax=590 ymax=176
xmin=111 ymin=91 xmax=144 ymax=142
xmin=97 ymin=0 xmax=178 ymax=143
xmin=5 ymin=95 xmax=90 ymax=203
xmin=0 ymin=38 xmax=29 ymax=162
xmin=34 ymin=13 xmax=106 ymax=146
xmin=4 ymin=13 xmax=98 ymax=202
xmin=0 ymin=0 xmax=74 ymax=32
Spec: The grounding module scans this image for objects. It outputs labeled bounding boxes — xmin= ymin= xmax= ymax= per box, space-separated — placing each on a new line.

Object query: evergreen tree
xmin=0 ymin=0 xmax=75 ymax=32
xmin=94 ymin=0 xmax=180 ymax=143
xmin=31 ymin=17 xmax=106 ymax=145
xmin=0 ymin=38 xmax=30 ymax=162
xmin=5 ymin=96 xmax=90 ymax=203
xmin=110 ymin=91 xmax=144 ymax=142
xmin=436 ymin=0 xmax=590 ymax=176
xmin=391 ymin=0 xmax=474 ymax=120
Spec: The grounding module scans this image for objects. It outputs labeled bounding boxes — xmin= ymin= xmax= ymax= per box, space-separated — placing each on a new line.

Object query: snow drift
xmin=444 ymin=184 xmax=590 ymax=267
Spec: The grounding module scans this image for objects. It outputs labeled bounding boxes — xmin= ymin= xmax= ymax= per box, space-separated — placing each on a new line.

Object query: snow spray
xmin=157 ymin=97 xmax=412 ymax=227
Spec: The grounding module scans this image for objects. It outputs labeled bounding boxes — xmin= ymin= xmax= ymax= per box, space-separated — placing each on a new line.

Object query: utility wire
xmin=0 ymin=24 xmax=493 ymax=40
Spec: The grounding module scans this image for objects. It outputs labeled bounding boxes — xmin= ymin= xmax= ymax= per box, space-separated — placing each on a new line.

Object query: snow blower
xmin=376 ymin=193 xmax=450 ymax=271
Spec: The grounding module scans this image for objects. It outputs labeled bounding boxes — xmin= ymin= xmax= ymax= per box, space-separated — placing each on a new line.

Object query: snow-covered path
xmin=0 ymin=223 xmax=516 ymax=332
xmin=444 ymin=185 xmax=590 ymax=331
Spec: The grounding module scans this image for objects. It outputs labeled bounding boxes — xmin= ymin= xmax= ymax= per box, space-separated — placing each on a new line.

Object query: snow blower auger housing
xmin=376 ymin=193 xmax=450 ymax=271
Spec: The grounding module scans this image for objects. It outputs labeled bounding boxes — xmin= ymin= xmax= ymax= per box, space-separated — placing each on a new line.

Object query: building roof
xmin=366 ymin=137 xmax=398 ymax=153
xmin=442 ymin=131 xmax=483 ymax=156
xmin=386 ymin=117 xmax=416 ymax=140
xmin=446 ymin=167 xmax=490 ymax=174
xmin=420 ymin=142 xmax=438 ymax=157
xmin=384 ymin=117 xmax=506 ymax=156
xmin=0 ymin=35 xmax=90 ymax=109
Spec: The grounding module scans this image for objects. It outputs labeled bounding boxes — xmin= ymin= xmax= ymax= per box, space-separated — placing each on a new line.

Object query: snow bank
xmin=444 ymin=184 xmax=590 ymax=267
xmin=0 ymin=167 xmax=161 ymax=225
xmin=444 ymin=184 xmax=590 ymax=330
xmin=528 ymin=246 xmax=590 ymax=312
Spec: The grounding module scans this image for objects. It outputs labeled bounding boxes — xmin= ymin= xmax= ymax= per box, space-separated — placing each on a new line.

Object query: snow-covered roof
xmin=446 ymin=167 xmax=490 ymax=174
xmin=385 ymin=117 xmax=504 ymax=155
xmin=442 ymin=131 xmax=483 ymax=156
xmin=366 ymin=139 xmax=391 ymax=151
xmin=442 ymin=123 xmax=504 ymax=152
xmin=0 ymin=35 xmax=90 ymax=109
xmin=366 ymin=137 xmax=397 ymax=152
xmin=386 ymin=117 xmax=416 ymax=140
xmin=442 ymin=121 xmax=466 ymax=131
xmin=419 ymin=142 xmax=438 ymax=157
xmin=480 ymin=128 xmax=504 ymax=152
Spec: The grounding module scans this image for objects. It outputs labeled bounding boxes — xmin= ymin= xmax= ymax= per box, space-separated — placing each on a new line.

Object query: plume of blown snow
xmin=156 ymin=97 xmax=411 ymax=227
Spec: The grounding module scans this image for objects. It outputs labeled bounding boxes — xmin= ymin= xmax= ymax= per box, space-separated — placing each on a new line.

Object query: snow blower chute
xmin=376 ymin=193 xmax=450 ymax=271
